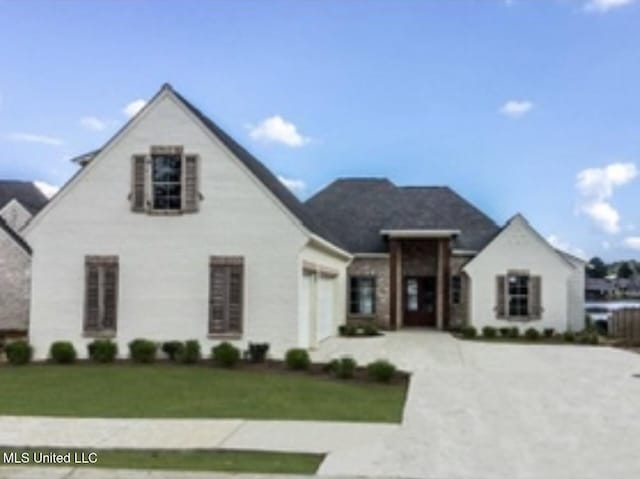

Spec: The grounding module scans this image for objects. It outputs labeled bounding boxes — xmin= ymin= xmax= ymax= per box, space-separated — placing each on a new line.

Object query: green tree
xmin=617 ymin=261 xmax=634 ymax=279
xmin=587 ymin=257 xmax=608 ymax=279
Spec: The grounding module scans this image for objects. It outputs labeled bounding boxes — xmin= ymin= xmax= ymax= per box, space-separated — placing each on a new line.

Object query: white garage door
xmin=316 ymin=276 xmax=336 ymax=342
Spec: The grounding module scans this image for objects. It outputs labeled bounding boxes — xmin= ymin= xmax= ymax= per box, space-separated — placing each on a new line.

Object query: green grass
xmin=0 ymin=364 xmax=406 ymax=422
xmin=1 ymin=448 xmax=323 ymax=474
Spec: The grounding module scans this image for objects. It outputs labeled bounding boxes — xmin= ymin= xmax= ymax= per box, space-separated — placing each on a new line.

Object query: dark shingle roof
xmin=0 ymin=217 xmax=31 ymax=254
xmin=305 ymin=179 xmax=499 ymax=253
xmin=0 ymin=181 xmax=48 ymax=215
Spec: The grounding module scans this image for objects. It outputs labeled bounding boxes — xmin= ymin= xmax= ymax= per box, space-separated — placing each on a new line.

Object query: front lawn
xmin=0 ymin=364 xmax=406 ymax=422
xmin=0 ymin=448 xmax=323 ymax=474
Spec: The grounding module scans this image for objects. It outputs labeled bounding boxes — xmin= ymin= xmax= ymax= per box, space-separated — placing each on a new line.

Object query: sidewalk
xmin=0 ymin=416 xmax=398 ymax=454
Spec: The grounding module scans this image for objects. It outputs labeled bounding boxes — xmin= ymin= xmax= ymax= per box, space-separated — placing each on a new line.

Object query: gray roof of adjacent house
xmin=0 ymin=180 xmax=48 ymax=215
xmin=305 ymin=178 xmax=500 ymax=253
xmin=0 ymin=217 xmax=31 ymax=254
xmin=586 ymin=278 xmax=614 ymax=292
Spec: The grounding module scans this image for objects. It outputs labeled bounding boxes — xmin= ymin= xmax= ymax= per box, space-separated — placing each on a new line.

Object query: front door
xmin=403 ymin=276 xmax=437 ymax=327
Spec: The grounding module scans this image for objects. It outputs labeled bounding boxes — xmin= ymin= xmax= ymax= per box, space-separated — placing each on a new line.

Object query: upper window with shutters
xmin=131 ymin=145 xmax=200 ymax=214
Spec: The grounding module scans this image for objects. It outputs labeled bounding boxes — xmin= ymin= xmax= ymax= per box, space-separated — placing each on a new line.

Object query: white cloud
xmin=34 ymin=180 xmax=60 ymax=198
xmin=278 ymin=175 xmax=307 ymax=195
xmin=623 ymin=237 xmax=640 ymax=250
xmin=584 ymin=0 xmax=634 ymax=13
xmin=80 ymin=116 xmax=107 ymax=131
xmin=576 ymin=162 xmax=637 ymax=234
xmin=499 ymin=100 xmax=534 ymax=119
xmin=546 ymin=234 xmax=586 ymax=259
xmin=123 ymin=99 xmax=147 ymax=118
xmin=5 ymin=132 xmax=64 ymax=146
xmin=249 ymin=116 xmax=310 ymax=147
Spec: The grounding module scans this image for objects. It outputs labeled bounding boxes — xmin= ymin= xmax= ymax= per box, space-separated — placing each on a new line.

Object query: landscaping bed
xmin=453 ymin=325 xmax=602 ymax=345
xmin=0 ymin=447 xmax=323 ymax=474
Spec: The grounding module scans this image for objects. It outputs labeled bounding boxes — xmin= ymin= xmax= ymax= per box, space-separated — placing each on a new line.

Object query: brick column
xmin=389 ymin=239 xmax=399 ymax=330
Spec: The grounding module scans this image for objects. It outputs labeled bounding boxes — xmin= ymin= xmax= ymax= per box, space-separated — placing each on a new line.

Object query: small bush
xmin=128 ymin=339 xmax=157 ymax=363
xmin=88 ymin=340 xmax=118 ymax=363
xmin=323 ymin=358 xmax=340 ymax=374
xmin=177 ymin=340 xmax=201 ymax=364
xmin=247 ymin=342 xmax=270 ymax=363
xmin=285 ymin=348 xmax=310 ymax=370
xmin=524 ymin=328 xmax=540 ymax=341
xmin=563 ymin=331 xmax=576 ymax=343
xmin=508 ymin=327 xmax=520 ymax=339
xmin=212 ymin=342 xmax=240 ymax=368
xmin=460 ymin=325 xmax=477 ymax=339
xmin=5 ymin=340 xmax=32 ymax=365
xmin=362 ymin=323 xmax=379 ymax=336
xmin=482 ymin=326 xmax=497 ymax=339
xmin=162 ymin=341 xmax=184 ymax=361
xmin=331 ymin=357 xmax=357 ymax=379
xmin=543 ymin=328 xmax=555 ymax=339
xmin=367 ymin=359 xmax=396 ymax=383
xmin=498 ymin=327 xmax=511 ymax=338
xmin=343 ymin=324 xmax=357 ymax=337
xmin=50 ymin=341 xmax=76 ymax=364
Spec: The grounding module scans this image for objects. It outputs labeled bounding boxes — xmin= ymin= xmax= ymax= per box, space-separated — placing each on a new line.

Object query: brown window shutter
xmin=102 ymin=262 xmax=119 ymax=329
xmin=529 ymin=276 xmax=542 ymax=319
xmin=84 ymin=262 xmax=101 ymax=332
xmin=495 ymin=275 xmax=506 ymax=318
xmin=131 ymin=155 xmax=147 ymax=212
xmin=183 ymin=155 xmax=199 ymax=213
xmin=209 ymin=256 xmax=244 ymax=334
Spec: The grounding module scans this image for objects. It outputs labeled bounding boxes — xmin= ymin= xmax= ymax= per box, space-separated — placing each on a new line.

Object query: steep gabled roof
xmin=0 ymin=217 xmax=31 ymax=254
xmin=0 ymin=180 xmax=48 ymax=215
xmin=305 ymin=178 xmax=499 ymax=253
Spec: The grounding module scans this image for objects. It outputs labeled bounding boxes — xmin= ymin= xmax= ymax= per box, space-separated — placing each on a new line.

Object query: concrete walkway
xmin=0 ymin=416 xmax=397 ymax=454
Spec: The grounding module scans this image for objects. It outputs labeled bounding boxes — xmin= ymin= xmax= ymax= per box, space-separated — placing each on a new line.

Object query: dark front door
xmin=403 ymin=276 xmax=437 ymax=327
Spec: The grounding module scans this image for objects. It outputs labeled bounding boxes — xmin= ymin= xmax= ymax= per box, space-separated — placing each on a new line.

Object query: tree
xmin=587 ymin=257 xmax=608 ymax=279
xmin=617 ymin=261 xmax=634 ymax=279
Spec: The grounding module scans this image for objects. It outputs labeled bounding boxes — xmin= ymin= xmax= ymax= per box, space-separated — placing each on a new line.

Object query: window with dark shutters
xmin=495 ymin=275 xmax=506 ymax=318
xmin=529 ymin=276 xmax=542 ymax=319
xmin=84 ymin=256 xmax=119 ymax=335
xmin=130 ymin=147 xmax=200 ymax=214
xmin=209 ymin=256 xmax=244 ymax=335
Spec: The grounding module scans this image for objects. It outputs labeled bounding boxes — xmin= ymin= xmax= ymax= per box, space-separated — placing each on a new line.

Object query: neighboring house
xmin=306 ymin=182 xmax=586 ymax=333
xmin=0 ymin=182 xmax=47 ymax=334
xmin=24 ymin=84 xmax=585 ymax=359
xmin=586 ymin=278 xmax=614 ymax=300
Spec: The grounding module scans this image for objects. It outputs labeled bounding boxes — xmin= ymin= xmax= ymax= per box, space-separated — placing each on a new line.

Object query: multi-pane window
xmin=152 ymin=154 xmax=182 ymax=210
xmin=84 ymin=256 xmax=119 ymax=335
xmin=451 ymin=275 xmax=462 ymax=305
xmin=508 ymin=274 xmax=529 ymax=317
xmin=349 ymin=276 xmax=376 ymax=315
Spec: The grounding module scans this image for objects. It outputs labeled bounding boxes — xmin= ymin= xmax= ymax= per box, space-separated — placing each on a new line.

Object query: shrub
xmin=508 ymin=327 xmax=520 ymax=339
xmin=482 ymin=326 xmax=497 ymax=339
xmin=543 ymin=328 xmax=555 ymax=339
xmin=499 ymin=327 xmax=511 ymax=338
xmin=162 ymin=341 xmax=184 ymax=361
xmin=212 ymin=342 xmax=240 ymax=368
xmin=331 ymin=357 xmax=357 ymax=379
xmin=362 ymin=323 xmax=379 ymax=336
xmin=88 ymin=340 xmax=118 ymax=363
xmin=247 ymin=342 xmax=270 ymax=363
xmin=128 ymin=339 xmax=157 ymax=363
xmin=563 ymin=331 xmax=576 ymax=343
xmin=524 ymin=328 xmax=540 ymax=341
xmin=285 ymin=348 xmax=310 ymax=370
xmin=367 ymin=359 xmax=396 ymax=383
xmin=49 ymin=341 xmax=76 ymax=364
xmin=323 ymin=358 xmax=340 ymax=374
xmin=177 ymin=340 xmax=201 ymax=364
xmin=343 ymin=324 xmax=357 ymax=337
xmin=460 ymin=325 xmax=477 ymax=339
xmin=5 ymin=340 xmax=32 ymax=365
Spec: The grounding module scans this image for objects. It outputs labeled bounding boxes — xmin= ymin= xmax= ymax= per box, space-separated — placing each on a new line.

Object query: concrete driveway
xmin=313 ymin=331 xmax=640 ymax=479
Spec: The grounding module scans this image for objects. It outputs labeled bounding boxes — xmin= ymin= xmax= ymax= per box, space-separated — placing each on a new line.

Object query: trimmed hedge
xmin=128 ymin=339 xmax=157 ymax=363
xmin=212 ymin=342 xmax=240 ymax=368
xmin=330 ymin=357 xmax=357 ymax=379
xmin=482 ymin=326 xmax=497 ymax=339
xmin=177 ymin=340 xmax=201 ymax=364
xmin=50 ymin=341 xmax=76 ymax=364
xmin=162 ymin=341 xmax=184 ymax=361
xmin=524 ymin=328 xmax=540 ymax=341
xmin=88 ymin=340 xmax=118 ymax=363
xmin=285 ymin=348 xmax=310 ymax=370
xmin=247 ymin=343 xmax=270 ymax=363
xmin=460 ymin=325 xmax=477 ymax=339
xmin=5 ymin=340 xmax=32 ymax=365
xmin=367 ymin=359 xmax=396 ymax=383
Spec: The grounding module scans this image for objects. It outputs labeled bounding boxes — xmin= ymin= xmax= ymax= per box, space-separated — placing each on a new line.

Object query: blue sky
xmin=1 ymin=0 xmax=639 ymax=260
